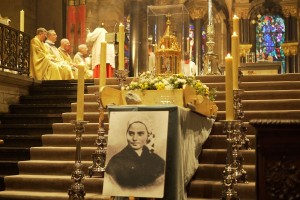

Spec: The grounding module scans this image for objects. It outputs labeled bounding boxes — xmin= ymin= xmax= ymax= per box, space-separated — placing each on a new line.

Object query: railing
xmin=0 ymin=23 xmax=30 ymax=76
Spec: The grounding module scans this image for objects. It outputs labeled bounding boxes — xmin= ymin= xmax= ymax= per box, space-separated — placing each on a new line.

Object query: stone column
xmin=188 ymin=4 xmax=206 ymax=74
xmin=86 ymin=0 xmax=124 ymax=32
xmin=281 ymin=4 xmax=298 ymax=73
xmin=194 ymin=18 xmax=203 ymax=74
xmin=128 ymin=0 xmax=147 ymax=76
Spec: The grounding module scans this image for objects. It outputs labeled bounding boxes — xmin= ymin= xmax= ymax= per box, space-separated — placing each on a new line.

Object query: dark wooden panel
xmin=250 ymin=119 xmax=300 ymax=200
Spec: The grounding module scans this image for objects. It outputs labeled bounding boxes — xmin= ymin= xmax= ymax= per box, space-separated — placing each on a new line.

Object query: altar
xmin=240 ymin=61 xmax=282 ymax=75
xmin=107 ymin=105 xmax=215 ymax=200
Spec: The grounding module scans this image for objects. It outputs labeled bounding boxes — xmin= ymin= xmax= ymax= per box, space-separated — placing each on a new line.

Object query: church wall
xmin=0 ymin=0 xmax=64 ymax=40
xmin=36 ymin=0 xmax=65 ymax=41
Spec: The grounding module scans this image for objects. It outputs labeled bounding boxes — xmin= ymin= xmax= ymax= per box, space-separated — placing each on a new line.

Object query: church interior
xmin=0 ymin=0 xmax=300 ymax=199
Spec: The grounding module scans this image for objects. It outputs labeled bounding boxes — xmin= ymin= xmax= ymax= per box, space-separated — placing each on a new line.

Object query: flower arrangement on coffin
xmin=124 ymin=71 xmax=217 ymax=101
xmin=120 ymin=71 xmax=218 ymax=117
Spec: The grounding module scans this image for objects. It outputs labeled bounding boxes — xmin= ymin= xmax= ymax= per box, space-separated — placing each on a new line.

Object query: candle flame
xmin=227 ymin=53 xmax=231 ymax=57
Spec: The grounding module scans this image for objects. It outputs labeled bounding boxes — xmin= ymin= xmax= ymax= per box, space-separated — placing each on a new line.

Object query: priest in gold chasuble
xmin=30 ymin=28 xmax=62 ymax=80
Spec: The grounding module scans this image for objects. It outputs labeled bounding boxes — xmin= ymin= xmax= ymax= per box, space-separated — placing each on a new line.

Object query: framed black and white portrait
xmin=103 ymin=111 xmax=169 ymax=198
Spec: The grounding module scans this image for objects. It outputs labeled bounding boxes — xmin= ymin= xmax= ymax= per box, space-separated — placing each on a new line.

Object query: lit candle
xmin=76 ymin=64 xmax=85 ymax=121
xmin=231 ymin=32 xmax=239 ymax=90
xmin=118 ymin=23 xmax=125 ymax=70
xmin=99 ymin=41 xmax=107 ymax=92
xmin=20 ymin=10 xmax=24 ymax=32
xmin=225 ymin=54 xmax=234 ymax=121
xmin=233 ymin=14 xmax=239 ymax=35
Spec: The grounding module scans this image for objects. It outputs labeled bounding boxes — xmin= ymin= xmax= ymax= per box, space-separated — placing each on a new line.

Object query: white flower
xmin=165 ymin=84 xmax=174 ymax=90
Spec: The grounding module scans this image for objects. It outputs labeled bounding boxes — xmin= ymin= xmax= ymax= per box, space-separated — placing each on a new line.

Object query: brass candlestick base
xmin=220 ymin=120 xmax=240 ymax=200
xmin=115 ymin=69 xmax=129 ymax=88
xmin=68 ymin=120 xmax=88 ymax=200
xmin=88 ymin=94 xmax=107 ymax=178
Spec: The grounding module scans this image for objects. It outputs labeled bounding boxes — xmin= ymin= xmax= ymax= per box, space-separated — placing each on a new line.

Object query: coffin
xmin=101 ymin=86 xmax=218 ymax=117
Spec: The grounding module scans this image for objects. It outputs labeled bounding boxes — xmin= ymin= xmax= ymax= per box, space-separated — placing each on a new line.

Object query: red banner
xmin=66 ymin=3 xmax=86 ymax=54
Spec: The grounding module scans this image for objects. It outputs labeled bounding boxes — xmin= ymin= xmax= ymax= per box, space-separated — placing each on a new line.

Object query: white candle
xmin=225 ymin=54 xmax=234 ymax=121
xmin=231 ymin=32 xmax=239 ymax=90
xmin=20 ymin=10 xmax=24 ymax=32
xmin=76 ymin=64 xmax=85 ymax=121
xmin=99 ymin=41 xmax=107 ymax=91
xmin=118 ymin=23 xmax=125 ymax=70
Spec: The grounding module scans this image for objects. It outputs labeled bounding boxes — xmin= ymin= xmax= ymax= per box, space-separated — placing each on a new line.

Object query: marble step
xmin=0 ymin=147 xmax=30 ymax=161
xmin=204 ymin=81 xmax=300 ymax=92
xmin=3 ymin=174 xmax=103 ymax=193
xmin=214 ymin=99 xmax=300 ymax=111
xmin=0 ymin=135 xmax=42 ymax=147
xmin=0 ymin=124 xmax=53 ymax=135
xmin=71 ymin=98 xmax=300 ymax=112
xmin=195 ymin=164 xmax=255 ymax=182
xmin=0 ymin=161 xmax=19 ymax=176
xmin=9 ymin=104 xmax=71 ymax=114
xmin=214 ymin=89 xmax=300 ymax=101
xmin=18 ymin=160 xmax=92 ymax=175
xmin=42 ymin=134 xmax=103 ymax=147
xmin=61 ymin=110 xmax=300 ymax=123
xmin=187 ymin=180 xmax=255 ymax=199
xmin=210 ymin=122 xmax=255 ymax=135
xmin=19 ymin=95 xmax=77 ymax=104
xmin=0 ymin=114 xmax=62 ymax=124
xmin=199 ymin=149 xmax=255 ymax=165
xmin=0 ymin=191 xmax=109 ymax=200
xmin=203 ymin=135 xmax=255 ymax=149
xmin=52 ymin=123 xmax=108 ymax=135
xmin=196 ymin=74 xmax=300 ymax=83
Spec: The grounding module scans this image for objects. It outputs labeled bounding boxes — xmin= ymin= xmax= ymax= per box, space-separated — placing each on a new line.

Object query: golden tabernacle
xmin=155 ymin=15 xmax=181 ymax=75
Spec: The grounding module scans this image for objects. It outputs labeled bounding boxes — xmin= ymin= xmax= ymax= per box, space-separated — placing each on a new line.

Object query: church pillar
xmin=240 ymin=18 xmax=250 ymax=44
xmin=194 ymin=18 xmax=203 ymax=74
xmin=128 ymin=0 xmax=147 ymax=76
xmin=281 ymin=4 xmax=298 ymax=73
xmin=187 ymin=4 xmax=206 ymax=74
xmin=296 ymin=17 xmax=300 ymax=73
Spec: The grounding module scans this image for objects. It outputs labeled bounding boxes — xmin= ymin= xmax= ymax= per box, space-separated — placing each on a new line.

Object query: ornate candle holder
xmin=233 ymin=89 xmax=249 ymax=184
xmin=220 ymin=120 xmax=240 ymax=200
xmin=68 ymin=120 xmax=88 ymax=200
xmin=233 ymin=89 xmax=251 ymax=150
xmin=114 ymin=69 xmax=129 ymax=88
xmin=88 ymin=93 xmax=107 ymax=178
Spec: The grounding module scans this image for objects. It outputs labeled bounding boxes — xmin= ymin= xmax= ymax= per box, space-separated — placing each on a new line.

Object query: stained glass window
xmin=256 ymin=15 xmax=285 ymax=73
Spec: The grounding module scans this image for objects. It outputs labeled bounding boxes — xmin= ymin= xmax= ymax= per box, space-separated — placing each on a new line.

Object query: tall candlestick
xmin=20 ymin=10 xmax=24 ymax=32
xmin=233 ymin=15 xmax=239 ymax=35
xmin=231 ymin=32 xmax=239 ymax=90
xmin=118 ymin=23 xmax=125 ymax=70
xmin=99 ymin=41 xmax=107 ymax=91
xmin=187 ymin=37 xmax=190 ymax=52
xmin=225 ymin=54 xmax=234 ymax=121
xmin=76 ymin=64 xmax=85 ymax=121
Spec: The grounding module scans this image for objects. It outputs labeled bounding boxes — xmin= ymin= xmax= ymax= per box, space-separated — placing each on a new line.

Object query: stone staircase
xmin=0 ymin=80 xmax=93 ymax=191
xmin=0 ymin=74 xmax=299 ymax=199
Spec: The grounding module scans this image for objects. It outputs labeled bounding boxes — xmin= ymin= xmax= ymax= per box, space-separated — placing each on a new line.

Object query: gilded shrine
xmin=155 ymin=16 xmax=181 ymax=75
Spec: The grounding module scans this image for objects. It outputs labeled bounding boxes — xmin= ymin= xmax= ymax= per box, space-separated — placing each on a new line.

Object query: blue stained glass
xmin=256 ymin=15 xmax=286 ymax=73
